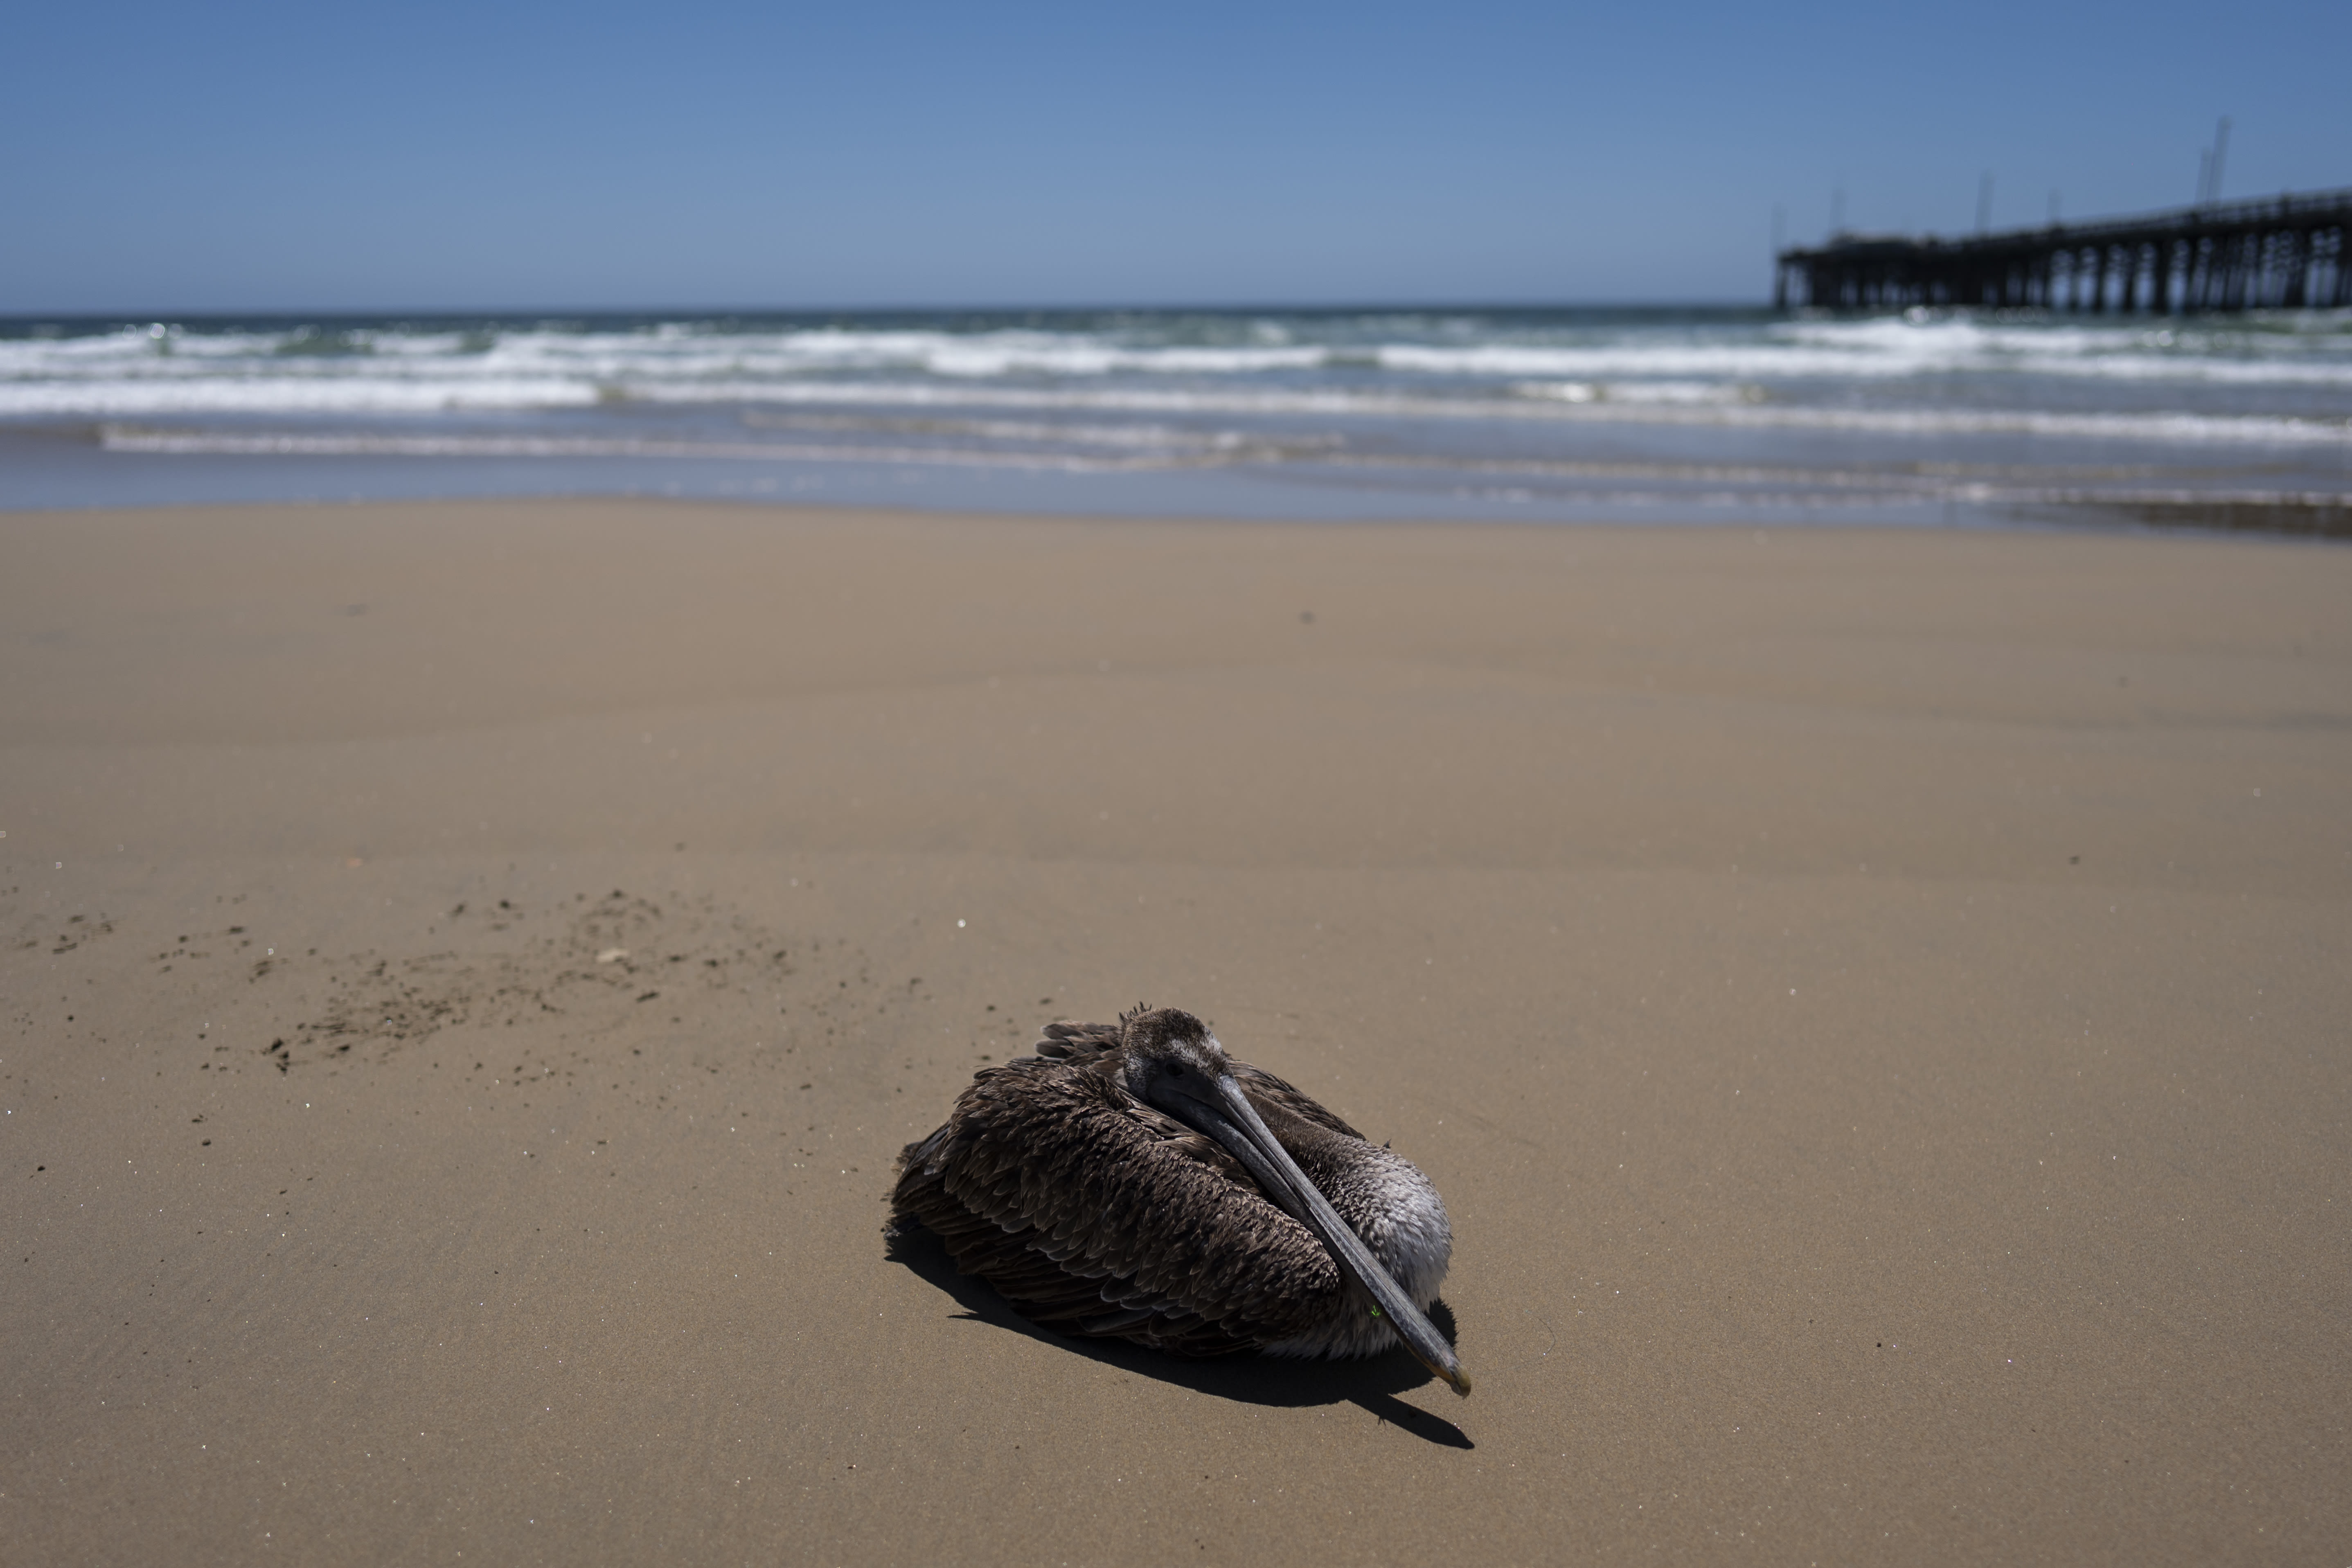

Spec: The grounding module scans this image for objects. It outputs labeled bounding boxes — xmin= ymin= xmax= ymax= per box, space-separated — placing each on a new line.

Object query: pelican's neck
xmin=1245 ymin=1095 xmax=1362 ymax=1200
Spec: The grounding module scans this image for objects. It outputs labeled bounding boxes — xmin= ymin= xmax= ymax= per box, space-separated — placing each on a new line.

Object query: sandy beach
xmin=4 ymin=498 xmax=2347 ymax=1563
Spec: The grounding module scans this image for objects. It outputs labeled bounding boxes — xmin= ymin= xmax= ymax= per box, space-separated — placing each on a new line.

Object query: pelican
xmin=890 ymin=1005 xmax=1469 ymax=1396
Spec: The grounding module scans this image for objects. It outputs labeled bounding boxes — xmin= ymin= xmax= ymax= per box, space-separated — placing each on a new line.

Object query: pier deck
xmin=1776 ymin=188 xmax=2351 ymax=312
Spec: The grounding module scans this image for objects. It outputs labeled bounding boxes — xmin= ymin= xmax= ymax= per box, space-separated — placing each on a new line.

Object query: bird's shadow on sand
xmin=885 ymin=1223 xmax=1474 ymax=1449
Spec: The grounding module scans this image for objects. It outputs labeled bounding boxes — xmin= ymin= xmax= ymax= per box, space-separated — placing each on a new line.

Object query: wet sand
xmin=3 ymin=499 xmax=2347 ymax=1563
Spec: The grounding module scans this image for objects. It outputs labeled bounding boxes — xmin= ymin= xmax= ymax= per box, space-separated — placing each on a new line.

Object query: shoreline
xmin=5 ymin=500 xmax=2347 ymax=1563
xmin=6 ymin=468 xmax=2350 ymax=541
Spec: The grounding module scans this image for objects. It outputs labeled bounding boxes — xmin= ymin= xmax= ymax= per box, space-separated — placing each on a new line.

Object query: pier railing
xmin=1775 ymin=188 xmax=2352 ymax=312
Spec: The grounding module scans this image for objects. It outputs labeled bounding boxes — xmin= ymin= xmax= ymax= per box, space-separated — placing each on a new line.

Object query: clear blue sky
xmin=6 ymin=0 xmax=2346 ymax=312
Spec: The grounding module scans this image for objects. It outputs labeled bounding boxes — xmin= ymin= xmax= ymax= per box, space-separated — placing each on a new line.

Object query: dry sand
xmin=3 ymin=498 xmax=2347 ymax=1564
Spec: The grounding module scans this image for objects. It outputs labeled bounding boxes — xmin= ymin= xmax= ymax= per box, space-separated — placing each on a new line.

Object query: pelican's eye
xmin=1166 ymin=1063 xmax=1185 ymax=1079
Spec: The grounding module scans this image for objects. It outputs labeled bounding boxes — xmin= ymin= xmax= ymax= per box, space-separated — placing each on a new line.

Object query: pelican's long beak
xmin=1181 ymin=1073 xmax=1471 ymax=1398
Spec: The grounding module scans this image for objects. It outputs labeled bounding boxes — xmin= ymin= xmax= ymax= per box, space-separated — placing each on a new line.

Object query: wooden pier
xmin=1775 ymin=187 xmax=2352 ymax=312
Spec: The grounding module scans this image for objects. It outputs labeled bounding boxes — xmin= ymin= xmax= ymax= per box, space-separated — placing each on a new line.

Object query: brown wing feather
xmin=1031 ymin=1019 xmax=1122 ymax=1063
xmin=891 ymin=1053 xmax=1346 ymax=1355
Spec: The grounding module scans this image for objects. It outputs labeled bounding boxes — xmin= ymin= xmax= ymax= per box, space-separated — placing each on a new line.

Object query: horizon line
xmin=0 ymin=297 xmax=1778 ymax=325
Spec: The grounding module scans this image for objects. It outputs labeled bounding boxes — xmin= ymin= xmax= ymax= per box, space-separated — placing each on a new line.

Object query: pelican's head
xmin=1113 ymin=1005 xmax=1230 ymax=1104
xmin=1113 ymin=1003 xmax=1471 ymax=1398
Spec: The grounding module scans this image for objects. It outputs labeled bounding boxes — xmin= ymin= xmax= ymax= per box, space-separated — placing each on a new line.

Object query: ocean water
xmin=3 ymin=307 xmax=2348 ymax=531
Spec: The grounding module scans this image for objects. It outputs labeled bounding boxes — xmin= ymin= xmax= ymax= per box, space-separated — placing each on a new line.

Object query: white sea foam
xmin=734 ymin=410 xmax=1304 ymax=453
xmin=1514 ymin=379 xmax=1760 ymax=406
xmin=11 ymin=363 xmax=2342 ymax=446
xmin=78 ymin=416 xmax=2352 ymax=527
xmin=92 ymin=426 xmax=1207 ymax=472
xmin=11 ymin=314 xmax=2350 ymax=404
xmin=1502 ymin=390 xmax=2350 ymax=446
xmin=0 ymin=377 xmax=601 ymax=416
xmin=9 ymin=308 xmax=2350 ymax=529
xmin=1377 ymin=342 xmax=1913 ymax=379
xmin=694 ymin=379 xmax=2352 ymax=446
xmin=1777 ymin=315 xmax=2352 ymax=383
